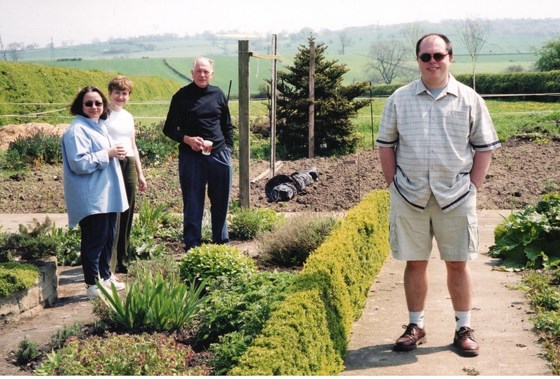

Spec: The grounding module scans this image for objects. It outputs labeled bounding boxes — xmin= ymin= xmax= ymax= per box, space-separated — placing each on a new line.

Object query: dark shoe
xmin=115 ymin=265 xmax=128 ymax=274
xmin=453 ymin=327 xmax=479 ymax=357
xmin=394 ymin=323 xmax=426 ymax=351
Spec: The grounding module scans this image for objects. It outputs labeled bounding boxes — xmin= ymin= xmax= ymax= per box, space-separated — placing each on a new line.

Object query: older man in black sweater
xmin=163 ymin=57 xmax=234 ymax=250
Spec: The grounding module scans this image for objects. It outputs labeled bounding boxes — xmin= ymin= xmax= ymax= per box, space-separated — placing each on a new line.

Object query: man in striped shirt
xmin=377 ymin=33 xmax=501 ymax=357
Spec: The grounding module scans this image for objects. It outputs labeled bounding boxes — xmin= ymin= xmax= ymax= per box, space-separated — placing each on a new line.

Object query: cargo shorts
xmin=388 ymin=183 xmax=479 ymax=261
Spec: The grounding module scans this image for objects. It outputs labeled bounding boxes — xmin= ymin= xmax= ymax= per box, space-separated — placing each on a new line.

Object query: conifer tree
xmin=276 ymin=37 xmax=370 ymax=158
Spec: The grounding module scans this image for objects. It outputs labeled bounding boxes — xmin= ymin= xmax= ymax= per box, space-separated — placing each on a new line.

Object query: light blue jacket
xmin=62 ymin=115 xmax=128 ymax=227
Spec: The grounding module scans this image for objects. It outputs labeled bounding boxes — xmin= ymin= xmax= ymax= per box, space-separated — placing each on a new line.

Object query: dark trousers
xmin=179 ymin=148 xmax=232 ymax=249
xmin=79 ymin=213 xmax=117 ymax=285
xmin=110 ymin=157 xmax=137 ymax=272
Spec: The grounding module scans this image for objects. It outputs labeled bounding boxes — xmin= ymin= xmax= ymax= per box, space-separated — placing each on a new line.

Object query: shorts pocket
xmin=389 ymin=212 xmax=398 ymax=253
xmin=467 ymin=213 xmax=479 ymax=254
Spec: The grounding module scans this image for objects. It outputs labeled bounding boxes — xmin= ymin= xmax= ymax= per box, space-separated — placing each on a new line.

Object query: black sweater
xmin=163 ymin=83 xmax=234 ymax=154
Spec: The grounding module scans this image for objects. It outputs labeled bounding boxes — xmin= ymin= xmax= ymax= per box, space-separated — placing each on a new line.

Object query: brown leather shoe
xmin=453 ymin=327 xmax=480 ymax=357
xmin=394 ymin=323 xmax=426 ymax=351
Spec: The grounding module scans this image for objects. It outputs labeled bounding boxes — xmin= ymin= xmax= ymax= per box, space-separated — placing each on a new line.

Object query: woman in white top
xmin=105 ymin=76 xmax=147 ymax=274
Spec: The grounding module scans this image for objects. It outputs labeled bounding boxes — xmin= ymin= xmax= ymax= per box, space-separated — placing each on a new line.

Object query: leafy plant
xmin=489 ymin=193 xmax=560 ymax=269
xmin=520 ymin=270 xmax=560 ymax=374
xmin=178 ymin=244 xmax=257 ymax=289
xmin=4 ymin=133 xmax=62 ymax=169
xmin=0 ymin=217 xmax=58 ymax=262
xmin=198 ymin=272 xmax=296 ymax=374
xmin=228 ymin=207 xmax=285 ymax=240
xmin=48 ymin=321 xmax=86 ymax=351
xmin=136 ymin=123 xmax=177 ymax=166
xmin=130 ymin=202 xmax=178 ymax=260
xmin=50 ymin=226 xmax=81 ymax=266
xmin=96 ymin=272 xmax=207 ymax=332
xmin=35 ymin=332 xmax=209 ymax=375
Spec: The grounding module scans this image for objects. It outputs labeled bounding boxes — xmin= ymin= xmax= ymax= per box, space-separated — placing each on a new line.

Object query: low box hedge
xmin=231 ymin=189 xmax=390 ymax=375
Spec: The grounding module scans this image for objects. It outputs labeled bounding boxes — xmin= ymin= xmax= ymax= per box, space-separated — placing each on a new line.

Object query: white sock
xmin=409 ymin=311 xmax=425 ymax=329
xmin=455 ymin=311 xmax=471 ymax=331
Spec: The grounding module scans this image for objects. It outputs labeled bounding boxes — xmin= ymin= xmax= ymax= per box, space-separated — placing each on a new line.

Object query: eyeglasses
xmin=83 ymin=101 xmax=103 ymax=107
xmin=418 ymin=53 xmax=448 ymax=62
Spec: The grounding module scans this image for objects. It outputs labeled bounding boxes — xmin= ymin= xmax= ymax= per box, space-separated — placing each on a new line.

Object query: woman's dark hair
xmin=69 ymin=86 xmax=109 ymax=120
xmin=415 ymin=33 xmax=453 ymax=57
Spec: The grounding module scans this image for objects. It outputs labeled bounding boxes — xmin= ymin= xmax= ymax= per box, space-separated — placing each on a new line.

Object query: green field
xmin=15 ymin=18 xmax=558 ymax=97
xmin=24 ymin=53 xmax=538 ymax=100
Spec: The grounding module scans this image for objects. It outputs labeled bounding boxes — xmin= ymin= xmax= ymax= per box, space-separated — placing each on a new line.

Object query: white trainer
xmin=103 ymin=274 xmax=125 ymax=291
xmin=86 ymin=284 xmax=102 ymax=299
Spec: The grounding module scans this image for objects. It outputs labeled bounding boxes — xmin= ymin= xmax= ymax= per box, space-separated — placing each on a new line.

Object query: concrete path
xmin=342 ymin=210 xmax=551 ymax=376
xmin=0 ymin=213 xmax=68 ymax=232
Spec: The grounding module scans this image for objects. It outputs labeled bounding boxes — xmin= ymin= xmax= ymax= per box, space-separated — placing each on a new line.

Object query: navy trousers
xmin=179 ymin=148 xmax=232 ymax=250
xmin=79 ymin=212 xmax=116 ymax=285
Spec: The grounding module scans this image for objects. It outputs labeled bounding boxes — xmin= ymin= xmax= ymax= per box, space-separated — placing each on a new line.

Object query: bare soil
xmin=1 ymin=123 xmax=560 ymax=214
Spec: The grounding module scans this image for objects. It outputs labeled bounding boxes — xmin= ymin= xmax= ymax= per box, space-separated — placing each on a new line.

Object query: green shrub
xmin=136 ymin=122 xmax=177 ymax=166
xmin=16 ymin=336 xmax=41 ymax=365
xmin=130 ymin=202 xmax=178 ymax=260
xmin=197 ymin=272 xmax=295 ymax=374
xmin=0 ymin=217 xmax=59 ymax=262
xmin=4 ymin=133 xmax=62 ymax=169
xmin=50 ymin=226 xmax=81 ymax=266
xmin=178 ymin=244 xmax=257 ymax=288
xmin=228 ymin=208 xmax=285 ymax=240
xmin=0 ymin=233 xmax=57 ymax=262
xmin=210 ymin=331 xmax=253 ymax=375
xmin=48 ymin=322 xmax=86 ymax=351
xmin=259 ymin=214 xmax=338 ymax=266
xmin=0 ymin=262 xmax=39 ymax=297
xmin=35 ymin=332 xmax=209 ymax=375
xmin=489 ymin=193 xmax=560 ymax=269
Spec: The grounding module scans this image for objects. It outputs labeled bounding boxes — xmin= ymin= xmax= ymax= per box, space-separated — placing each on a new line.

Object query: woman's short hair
xmin=108 ymin=75 xmax=134 ymax=94
xmin=69 ymin=86 xmax=109 ymax=120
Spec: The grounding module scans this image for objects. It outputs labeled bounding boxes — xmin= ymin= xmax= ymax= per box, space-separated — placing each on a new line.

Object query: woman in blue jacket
xmin=62 ymin=86 xmax=128 ymax=299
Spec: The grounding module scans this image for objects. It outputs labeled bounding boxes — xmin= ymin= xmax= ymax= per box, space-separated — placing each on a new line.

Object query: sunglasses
xmin=84 ymin=101 xmax=103 ymax=107
xmin=418 ymin=53 xmax=448 ymax=62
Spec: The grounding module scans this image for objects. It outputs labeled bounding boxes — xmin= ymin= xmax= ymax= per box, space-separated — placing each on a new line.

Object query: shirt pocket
xmin=445 ymin=110 xmax=470 ymax=145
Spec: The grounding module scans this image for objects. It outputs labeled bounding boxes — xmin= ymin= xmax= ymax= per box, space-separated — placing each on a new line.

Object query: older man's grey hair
xmin=192 ymin=57 xmax=214 ymax=70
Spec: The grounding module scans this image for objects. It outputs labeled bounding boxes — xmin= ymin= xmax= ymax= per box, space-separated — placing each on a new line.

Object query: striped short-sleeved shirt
xmin=376 ymin=75 xmax=501 ymax=212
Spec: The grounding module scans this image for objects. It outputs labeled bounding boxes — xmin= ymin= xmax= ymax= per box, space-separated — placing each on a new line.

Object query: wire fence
xmin=1 ymin=96 xmax=559 ymax=123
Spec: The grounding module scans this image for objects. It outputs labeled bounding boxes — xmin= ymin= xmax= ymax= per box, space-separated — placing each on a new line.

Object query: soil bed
xmin=0 ymin=123 xmax=558 ymax=214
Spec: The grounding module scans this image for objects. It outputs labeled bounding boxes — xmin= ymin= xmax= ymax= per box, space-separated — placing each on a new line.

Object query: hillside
xmin=0 ymin=61 xmax=181 ymax=126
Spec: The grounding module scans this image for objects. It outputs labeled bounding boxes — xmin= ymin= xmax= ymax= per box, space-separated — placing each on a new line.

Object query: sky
xmin=1 ymin=0 xmax=558 ymax=47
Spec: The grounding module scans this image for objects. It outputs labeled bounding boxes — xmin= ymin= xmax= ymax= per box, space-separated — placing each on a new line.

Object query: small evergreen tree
xmin=276 ymin=37 xmax=370 ymax=159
